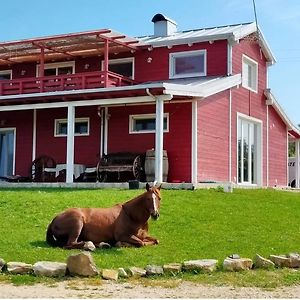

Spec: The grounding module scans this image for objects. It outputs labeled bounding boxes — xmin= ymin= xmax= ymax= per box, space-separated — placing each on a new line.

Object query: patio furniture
xmin=30 ymin=155 xmax=56 ymax=182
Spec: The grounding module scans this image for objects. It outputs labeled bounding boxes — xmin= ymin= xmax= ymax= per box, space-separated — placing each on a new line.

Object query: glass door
xmin=0 ymin=129 xmax=15 ymax=177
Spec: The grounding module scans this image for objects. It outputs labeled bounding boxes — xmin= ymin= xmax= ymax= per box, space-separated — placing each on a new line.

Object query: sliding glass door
xmin=0 ymin=129 xmax=15 ymax=177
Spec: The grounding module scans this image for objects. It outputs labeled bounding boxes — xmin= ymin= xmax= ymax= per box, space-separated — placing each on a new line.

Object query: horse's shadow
xmin=30 ymin=240 xmax=50 ymax=248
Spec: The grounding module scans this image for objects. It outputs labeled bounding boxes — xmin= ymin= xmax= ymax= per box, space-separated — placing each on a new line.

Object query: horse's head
xmin=145 ymin=182 xmax=162 ymax=220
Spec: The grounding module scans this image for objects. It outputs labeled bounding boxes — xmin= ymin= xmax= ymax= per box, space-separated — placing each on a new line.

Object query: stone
xmin=66 ymin=252 xmax=99 ymax=277
xmin=253 ymin=254 xmax=275 ymax=269
xmin=7 ymin=262 xmax=33 ymax=274
xmin=269 ymin=255 xmax=292 ymax=268
xmin=145 ymin=265 xmax=164 ymax=276
xmin=102 ymin=269 xmax=119 ymax=281
xmin=98 ymin=242 xmax=112 ymax=249
xmin=118 ymin=268 xmax=128 ymax=278
xmin=127 ymin=267 xmax=146 ymax=277
xmin=33 ymin=261 xmax=67 ymax=277
xmin=163 ymin=263 xmax=182 ymax=274
xmin=223 ymin=257 xmax=253 ymax=271
xmin=288 ymin=253 xmax=300 ymax=268
xmin=83 ymin=241 xmax=96 ymax=252
xmin=183 ymin=259 xmax=218 ymax=273
xmin=0 ymin=258 xmax=5 ymax=271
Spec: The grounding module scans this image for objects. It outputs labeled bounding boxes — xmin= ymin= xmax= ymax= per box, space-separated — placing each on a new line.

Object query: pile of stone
xmin=2 ymin=251 xmax=300 ymax=281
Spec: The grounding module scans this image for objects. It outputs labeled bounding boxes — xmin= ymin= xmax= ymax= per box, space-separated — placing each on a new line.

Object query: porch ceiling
xmin=0 ymin=29 xmax=143 ymax=66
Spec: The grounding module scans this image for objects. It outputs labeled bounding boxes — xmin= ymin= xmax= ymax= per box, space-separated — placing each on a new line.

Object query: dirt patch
xmin=1 ymin=280 xmax=300 ymax=298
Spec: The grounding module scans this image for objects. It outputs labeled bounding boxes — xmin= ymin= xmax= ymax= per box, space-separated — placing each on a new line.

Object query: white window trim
xmin=36 ymin=61 xmax=75 ymax=77
xmin=129 ymin=113 xmax=169 ymax=134
xmin=169 ymin=49 xmax=207 ymax=79
xmin=101 ymin=57 xmax=135 ymax=79
xmin=242 ymin=54 xmax=258 ymax=93
xmin=54 ymin=117 xmax=90 ymax=137
xmin=0 ymin=70 xmax=12 ymax=80
xmin=236 ymin=112 xmax=263 ymax=186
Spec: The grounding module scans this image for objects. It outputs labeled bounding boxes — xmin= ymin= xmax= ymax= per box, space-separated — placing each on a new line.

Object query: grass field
xmin=0 ymin=187 xmax=300 ymax=287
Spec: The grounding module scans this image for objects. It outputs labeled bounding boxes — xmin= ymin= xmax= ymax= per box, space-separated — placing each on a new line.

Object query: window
xmin=237 ymin=114 xmax=262 ymax=185
xmin=242 ymin=55 xmax=258 ymax=92
xmin=54 ymin=118 xmax=89 ymax=137
xmin=102 ymin=57 xmax=134 ymax=79
xmin=169 ymin=50 xmax=206 ymax=79
xmin=0 ymin=70 xmax=12 ymax=80
xmin=37 ymin=61 xmax=75 ymax=77
xmin=129 ymin=113 xmax=169 ymax=134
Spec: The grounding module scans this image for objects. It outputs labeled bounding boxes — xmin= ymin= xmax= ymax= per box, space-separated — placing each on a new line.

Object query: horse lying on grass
xmin=46 ymin=183 xmax=161 ymax=249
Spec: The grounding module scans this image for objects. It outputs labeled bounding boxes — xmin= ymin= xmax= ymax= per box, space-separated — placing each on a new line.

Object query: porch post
xmin=103 ymin=39 xmax=109 ymax=87
xmin=191 ymin=99 xmax=198 ymax=186
xmin=39 ymin=47 xmax=45 ymax=77
xmin=32 ymin=109 xmax=37 ymax=162
xmin=296 ymin=140 xmax=300 ymax=188
xmin=66 ymin=105 xmax=75 ymax=183
xmin=155 ymin=97 xmax=164 ymax=183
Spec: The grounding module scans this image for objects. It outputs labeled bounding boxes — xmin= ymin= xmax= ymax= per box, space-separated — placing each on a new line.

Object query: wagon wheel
xmin=132 ymin=155 xmax=142 ymax=181
xmin=31 ymin=155 xmax=56 ymax=182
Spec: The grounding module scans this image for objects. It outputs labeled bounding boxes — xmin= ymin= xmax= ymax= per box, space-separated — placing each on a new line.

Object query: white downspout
xmin=32 ymin=109 xmax=37 ymax=162
xmin=191 ymin=99 xmax=198 ymax=186
xmin=266 ymin=105 xmax=269 ymax=187
xmin=66 ymin=105 xmax=75 ymax=183
xmin=229 ymin=89 xmax=232 ymax=183
xmin=104 ymin=107 xmax=108 ymax=155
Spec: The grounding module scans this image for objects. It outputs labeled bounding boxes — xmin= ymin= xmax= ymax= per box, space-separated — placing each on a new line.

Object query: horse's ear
xmin=146 ymin=183 xmax=150 ymax=191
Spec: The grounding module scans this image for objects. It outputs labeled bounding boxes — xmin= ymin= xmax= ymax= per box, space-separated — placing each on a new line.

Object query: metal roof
xmin=138 ymin=22 xmax=276 ymax=64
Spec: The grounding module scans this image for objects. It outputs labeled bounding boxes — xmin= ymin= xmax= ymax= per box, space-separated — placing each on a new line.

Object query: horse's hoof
xmin=155 ymin=239 xmax=159 ymax=245
xmin=98 ymin=242 xmax=112 ymax=249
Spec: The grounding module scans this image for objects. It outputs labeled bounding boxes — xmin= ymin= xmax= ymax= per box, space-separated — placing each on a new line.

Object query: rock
xmin=163 ymin=263 xmax=182 ymax=274
xmin=66 ymin=252 xmax=99 ymax=277
xmin=269 ymin=255 xmax=292 ymax=268
xmin=33 ymin=261 xmax=67 ymax=277
xmin=223 ymin=257 xmax=253 ymax=271
xmin=0 ymin=258 xmax=5 ymax=271
xmin=7 ymin=262 xmax=33 ymax=274
xmin=288 ymin=253 xmax=300 ymax=268
xmin=183 ymin=259 xmax=218 ymax=273
xmin=83 ymin=241 xmax=96 ymax=252
xmin=127 ymin=267 xmax=146 ymax=277
xmin=118 ymin=268 xmax=128 ymax=278
xmin=253 ymin=254 xmax=275 ymax=269
xmin=102 ymin=269 xmax=118 ymax=281
xmin=98 ymin=242 xmax=112 ymax=249
xmin=145 ymin=265 xmax=164 ymax=276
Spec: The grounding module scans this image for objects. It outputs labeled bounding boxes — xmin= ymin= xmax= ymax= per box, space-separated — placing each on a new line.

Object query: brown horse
xmin=46 ymin=183 xmax=161 ymax=248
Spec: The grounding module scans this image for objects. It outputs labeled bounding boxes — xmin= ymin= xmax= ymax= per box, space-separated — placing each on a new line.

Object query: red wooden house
xmin=0 ymin=14 xmax=299 ymax=187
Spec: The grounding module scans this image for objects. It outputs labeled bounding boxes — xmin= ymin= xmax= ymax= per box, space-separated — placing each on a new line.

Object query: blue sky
xmin=1 ymin=0 xmax=300 ymax=125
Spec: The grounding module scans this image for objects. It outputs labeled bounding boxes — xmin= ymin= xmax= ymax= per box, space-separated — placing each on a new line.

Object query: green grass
xmin=1 ymin=187 xmax=300 ymax=287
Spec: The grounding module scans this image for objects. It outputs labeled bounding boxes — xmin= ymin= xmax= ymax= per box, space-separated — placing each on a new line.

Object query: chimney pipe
xmin=152 ymin=13 xmax=177 ymax=37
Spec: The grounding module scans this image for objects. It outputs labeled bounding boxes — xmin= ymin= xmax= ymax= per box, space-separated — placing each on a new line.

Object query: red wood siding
xmin=0 ymin=110 xmax=33 ymax=176
xmin=108 ymin=102 xmax=192 ymax=182
xmin=135 ymin=40 xmax=228 ymax=82
xmin=197 ymin=91 xmax=230 ymax=182
xmin=231 ymin=39 xmax=268 ymax=185
xmin=268 ymin=106 xmax=288 ymax=186
xmin=36 ymin=107 xmax=100 ymax=167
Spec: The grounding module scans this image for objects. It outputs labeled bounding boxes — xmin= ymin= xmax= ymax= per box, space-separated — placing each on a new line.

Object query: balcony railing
xmin=0 ymin=71 xmax=135 ymax=96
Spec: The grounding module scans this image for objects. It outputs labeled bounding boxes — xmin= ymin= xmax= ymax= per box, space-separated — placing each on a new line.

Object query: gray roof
xmin=138 ymin=22 xmax=275 ymax=64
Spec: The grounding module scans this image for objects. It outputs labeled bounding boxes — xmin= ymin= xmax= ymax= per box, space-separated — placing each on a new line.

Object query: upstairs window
xmin=0 ymin=70 xmax=12 ymax=80
xmin=37 ymin=61 xmax=75 ymax=77
xmin=242 ymin=55 xmax=258 ymax=92
xmin=129 ymin=113 xmax=169 ymax=134
xmin=54 ymin=118 xmax=89 ymax=137
xmin=169 ymin=50 xmax=206 ymax=79
xmin=102 ymin=58 xmax=134 ymax=79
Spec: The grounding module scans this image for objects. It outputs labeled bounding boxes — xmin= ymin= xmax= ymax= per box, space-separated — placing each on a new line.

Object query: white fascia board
xmin=163 ymin=74 xmax=241 ymax=98
xmin=257 ymin=26 xmax=276 ymax=65
xmin=265 ymin=89 xmax=300 ymax=134
xmin=0 ymin=96 xmax=155 ymax=112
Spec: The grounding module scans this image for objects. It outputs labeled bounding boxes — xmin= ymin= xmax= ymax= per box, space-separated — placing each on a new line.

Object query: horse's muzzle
xmin=151 ymin=211 xmax=160 ymax=220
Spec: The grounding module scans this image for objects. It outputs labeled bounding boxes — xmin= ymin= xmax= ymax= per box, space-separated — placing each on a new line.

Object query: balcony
xmin=0 ymin=71 xmax=136 ymax=96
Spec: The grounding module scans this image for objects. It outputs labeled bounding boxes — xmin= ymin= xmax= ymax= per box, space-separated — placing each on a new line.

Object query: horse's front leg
xmin=136 ymin=228 xmax=159 ymax=246
xmin=142 ymin=236 xmax=159 ymax=246
xmin=115 ymin=235 xmax=144 ymax=248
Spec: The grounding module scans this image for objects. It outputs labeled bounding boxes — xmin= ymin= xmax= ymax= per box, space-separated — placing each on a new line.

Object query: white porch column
xmin=66 ymin=105 xmax=75 ymax=183
xmin=191 ymin=99 xmax=198 ymax=185
xmin=296 ymin=140 xmax=300 ymax=188
xmin=32 ymin=109 xmax=37 ymax=162
xmin=155 ymin=97 xmax=164 ymax=183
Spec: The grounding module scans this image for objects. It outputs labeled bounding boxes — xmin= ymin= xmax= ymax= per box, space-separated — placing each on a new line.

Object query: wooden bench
xmin=97 ymin=152 xmax=144 ymax=182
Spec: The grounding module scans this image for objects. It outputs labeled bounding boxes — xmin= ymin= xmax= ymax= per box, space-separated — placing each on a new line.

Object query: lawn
xmin=0 ymin=187 xmax=300 ymax=287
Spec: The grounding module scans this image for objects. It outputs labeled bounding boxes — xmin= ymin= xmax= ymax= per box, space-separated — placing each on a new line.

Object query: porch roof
xmin=0 ymin=74 xmax=242 ymax=107
xmin=0 ymin=29 xmax=142 ymax=66
xmin=265 ymin=89 xmax=300 ymax=139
